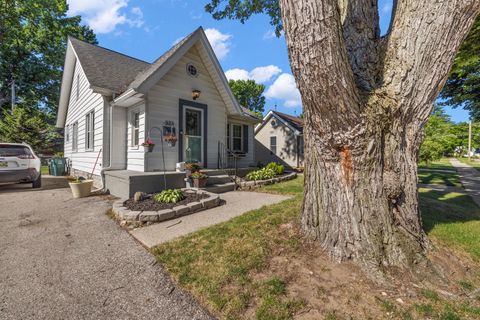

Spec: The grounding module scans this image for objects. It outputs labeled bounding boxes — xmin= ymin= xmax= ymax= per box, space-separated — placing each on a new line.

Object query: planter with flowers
xmin=185 ymin=162 xmax=201 ymax=178
xmin=142 ymin=138 xmax=155 ymax=152
xmin=191 ymin=171 xmax=208 ymax=188
xmin=164 ymin=134 xmax=177 ymax=147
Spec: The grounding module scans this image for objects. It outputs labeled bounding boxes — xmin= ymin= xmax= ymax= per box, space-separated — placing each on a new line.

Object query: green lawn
xmin=418 ymin=158 xmax=456 ymax=171
xmin=152 ymin=177 xmax=480 ymax=319
xmin=41 ymin=165 xmax=49 ymax=175
xmin=457 ymin=157 xmax=480 ymax=172
xmin=417 ymin=171 xmax=463 ymax=187
xmin=417 ymin=158 xmax=463 ymax=187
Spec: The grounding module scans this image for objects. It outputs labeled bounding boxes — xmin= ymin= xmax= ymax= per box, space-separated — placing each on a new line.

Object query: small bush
xmin=246 ymin=168 xmax=276 ymax=181
xmin=185 ymin=162 xmax=201 ymax=172
xmin=153 ymin=189 xmax=185 ymax=203
xmin=191 ymin=171 xmax=208 ymax=179
xmin=265 ymin=162 xmax=285 ymax=175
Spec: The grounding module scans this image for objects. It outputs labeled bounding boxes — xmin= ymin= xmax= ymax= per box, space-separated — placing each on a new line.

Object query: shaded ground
xmin=153 ymin=177 xmax=480 ymax=320
xmin=0 ymin=176 xmax=213 ymax=320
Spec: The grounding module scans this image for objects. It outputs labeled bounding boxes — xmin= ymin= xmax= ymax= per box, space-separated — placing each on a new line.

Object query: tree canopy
xmin=0 ymin=0 xmax=96 ymax=114
xmin=440 ymin=16 xmax=480 ymax=120
xmin=228 ymin=79 xmax=265 ymax=118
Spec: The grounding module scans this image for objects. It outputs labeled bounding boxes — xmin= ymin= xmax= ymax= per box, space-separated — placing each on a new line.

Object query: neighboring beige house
xmin=56 ymin=27 xmax=259 ymax=196
xmin=254 ymin=111 xmax=304 ymax=169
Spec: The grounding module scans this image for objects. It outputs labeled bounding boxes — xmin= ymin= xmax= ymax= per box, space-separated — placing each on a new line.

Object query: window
xmin=186 ymin=63 xmax=198 ymax=77
xmin=85 ymin=110 xmax=94 ymax=150
xmin=76 ymin=73 xmax=80 ymax=101
xmin=270 ymin=136 xmax=277 ymax=155
xmin=298 ymin=136 xmax=304 ymax=155
xmin=72 ymin=122 xmax=78 ymax=152
xmin=131 ymin=112 xmax=140 ymax=146
xmin=232 ymin=124 xmax=243 ymax=152
xmin=65 ymin=125 xmax=70 ymax=143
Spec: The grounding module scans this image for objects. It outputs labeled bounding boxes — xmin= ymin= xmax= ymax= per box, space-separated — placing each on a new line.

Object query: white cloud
xmin=67 ymin=0 xmax=145 ymax=34
xmin=263 ymin=30 xmax=276 ymax=40
xmin=204 ymin=28 xmax=232 ymax=60
xmin=265 ymin=73 xmax=302 ymax=108
xmin=225 ymin=65 xmax=282 ymax=84
xmin=225 ymin=68 xmax=250 ymax=81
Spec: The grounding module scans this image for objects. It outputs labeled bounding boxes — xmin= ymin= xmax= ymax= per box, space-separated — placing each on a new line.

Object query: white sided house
xmin=255 ymin=111 xmax=304 ymax=169
xmin=56 ymin=27 xmax=259 ymax=198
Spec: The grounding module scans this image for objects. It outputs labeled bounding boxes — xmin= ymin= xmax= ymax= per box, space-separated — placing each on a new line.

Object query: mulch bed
xmin=123 ymin=191 xmax=208 ymax=211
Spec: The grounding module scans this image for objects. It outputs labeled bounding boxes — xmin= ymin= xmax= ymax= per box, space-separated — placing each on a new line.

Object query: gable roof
xmin=57 ymin=27 xmax=249 ymax=128
xmin=255 ymin=110 xmax=304 ymax=135
xmin=68 ymin=37 xmax=150 ymax=94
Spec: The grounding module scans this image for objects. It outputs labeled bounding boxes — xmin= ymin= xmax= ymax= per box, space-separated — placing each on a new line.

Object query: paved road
xmin=0 ymin=177 xmax=213 ymax=320
xmin=450 ymin=158 xmax=480 ymax=207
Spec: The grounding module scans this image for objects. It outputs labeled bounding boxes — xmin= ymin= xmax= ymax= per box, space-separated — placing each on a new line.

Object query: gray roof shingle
xmin=69 ymin=37 xmax=150 ymax=94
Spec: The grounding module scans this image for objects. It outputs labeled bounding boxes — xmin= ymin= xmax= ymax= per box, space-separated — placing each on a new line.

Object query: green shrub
xmin=246 ymin=168 xmax=276 ymax=181
xmin=153 ymin=189 xmax=185 ymax=203
xmin=185 ymin=162 xmax=201 ymax=172
xmin=266 ymin=162 xmax=285 ymax=175
xmin=191 ymin=171 xmax=208 ymax=179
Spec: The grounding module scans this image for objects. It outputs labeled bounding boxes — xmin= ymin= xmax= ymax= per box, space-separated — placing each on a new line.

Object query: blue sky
xmin=66 ymin=0 xmax=469 ymax=122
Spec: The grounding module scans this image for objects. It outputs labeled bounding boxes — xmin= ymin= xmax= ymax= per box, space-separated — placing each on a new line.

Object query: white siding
xmin=126 ymin=104 xmax=146 ymax=171
xmin=64 ymin=60 xmax=104 ymax=176
xmin=254 ymin=119 xmax=301 ymax=168
xmin=146 ymin=46 xmax=228 ymax=171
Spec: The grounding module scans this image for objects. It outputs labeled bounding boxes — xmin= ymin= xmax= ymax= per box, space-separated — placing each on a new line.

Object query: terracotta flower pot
xmin=69 ymin=180 xmax=94 ymax=198
xmin=193 ymin=177 xmax=208 ymax=188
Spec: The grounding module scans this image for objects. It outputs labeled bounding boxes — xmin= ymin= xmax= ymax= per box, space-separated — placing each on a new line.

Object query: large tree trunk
xmin=279 ymin=0 xmax=480 ymax=270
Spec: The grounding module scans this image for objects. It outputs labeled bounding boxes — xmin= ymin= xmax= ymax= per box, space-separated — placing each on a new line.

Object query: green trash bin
xmin=49 ymin=158 xmax=66 ymax=176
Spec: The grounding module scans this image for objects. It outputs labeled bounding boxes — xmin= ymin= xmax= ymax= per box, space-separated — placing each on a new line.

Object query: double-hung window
xmin=85 ymin=110 xmax=95 ymax=151
xmin=72 ymin=122 xmax=78 ymax=152
xmin=131 ymin=111 xmax=140 ymax=147
xmin=65 ymin=125 xmax=70 ymax=143
xmin=231 ymin=124 xmax=243 ymax=152
xmin=270 ymin=136 xmax=277 ymax=155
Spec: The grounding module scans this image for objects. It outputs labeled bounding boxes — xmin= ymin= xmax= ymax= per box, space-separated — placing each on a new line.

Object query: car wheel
xmin=32 ymin=174 xmax=42 ymax=189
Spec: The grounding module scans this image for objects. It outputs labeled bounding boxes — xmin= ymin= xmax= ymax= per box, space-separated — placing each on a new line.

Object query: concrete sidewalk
xmin=450 ymin=158 xmax=480 ymax=206
xmin=130 ymin=191 xmax=291 ymax=248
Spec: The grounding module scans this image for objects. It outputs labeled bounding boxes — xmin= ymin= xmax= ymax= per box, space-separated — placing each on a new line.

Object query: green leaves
xmin=153 ymin=189 xmax=186 ymax=204
xmin=228 ymin=79 xmax=266 ymax=117
xmin=440 ymin=16 xmax=480 ymax=120
xmin=0 ymin=0 xmax=97 ymax=114
xmin=205 ymin=0 xmax=282 ymax=36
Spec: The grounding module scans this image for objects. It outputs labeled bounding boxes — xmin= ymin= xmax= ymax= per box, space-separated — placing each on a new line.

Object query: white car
xmin=0 ymin=143 xmax=42 ymax=188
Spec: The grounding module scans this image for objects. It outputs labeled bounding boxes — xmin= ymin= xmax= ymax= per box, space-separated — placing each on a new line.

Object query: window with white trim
xmin=85 ymin=110 xmax=94 ymax=151
xmin=270 ymin=136 xmax=277 ymax=155
xmin=232 ymin=124 xmax=243 ymax=152
xmin=72 ymin=122 xmax=78 ymax=152
xmin=131 ymin=111 xmax=140 ymax=146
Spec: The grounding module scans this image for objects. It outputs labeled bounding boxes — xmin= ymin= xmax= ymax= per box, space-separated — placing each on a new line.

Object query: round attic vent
xmin=271 ymin=119 xmax=277 ymax=127
xmin=186 ymin=63 xmax=198 ymax=77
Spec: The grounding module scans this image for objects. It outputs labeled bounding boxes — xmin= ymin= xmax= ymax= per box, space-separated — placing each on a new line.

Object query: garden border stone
xmin=239 ymin=172 xmax=298 ymax=190
xmin=111 ymin=188 xmax=221 ymax=223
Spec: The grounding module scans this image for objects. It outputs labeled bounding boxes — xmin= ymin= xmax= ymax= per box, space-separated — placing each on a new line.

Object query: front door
xmin=184 ymin=107 xmax=203 ymax=163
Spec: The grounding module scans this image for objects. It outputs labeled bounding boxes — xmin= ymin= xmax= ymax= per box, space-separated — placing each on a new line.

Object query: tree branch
xmin=339 ymin=0 xmax=381 ymax=91
xmin=279 ymin=0 xmax=362 ymax=131
xmin=381 ymin=0 xmax=480 ymax=121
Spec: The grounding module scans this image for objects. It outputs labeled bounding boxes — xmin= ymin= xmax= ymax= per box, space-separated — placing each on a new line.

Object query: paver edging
xmin=111 ymin=188 xmax=221 ymax=223
xmin=238 ymin=172 xmax=298 ymax=190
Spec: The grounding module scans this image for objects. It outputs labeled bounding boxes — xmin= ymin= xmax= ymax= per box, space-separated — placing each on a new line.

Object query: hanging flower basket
xmin=142 ymin=138 xmax=155 ymax=153
xmin=164 ymin=134 xmax=177 ymax=147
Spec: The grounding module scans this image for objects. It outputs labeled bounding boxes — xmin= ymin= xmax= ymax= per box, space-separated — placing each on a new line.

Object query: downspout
xmin=101 ymin=96 xmax=115 ymax=192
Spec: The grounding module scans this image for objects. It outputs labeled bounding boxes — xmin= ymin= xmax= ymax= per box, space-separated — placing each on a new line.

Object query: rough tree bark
xmin=279 ymin=0 xmax=480 ymax=271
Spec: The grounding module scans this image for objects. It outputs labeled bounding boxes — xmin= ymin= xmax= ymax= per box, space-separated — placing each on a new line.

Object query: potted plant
xmin=185 ymin=162 xmax=201 ymax=177
xmin=191 ymin=171 xmax=208 ymax=188
xmin=68 ymin=177 xmax=94 ymax=198
xmin=164 ymin=134 xmax=177 ymax=147
xmin=142 ymin=138 xmax=155 ymax=152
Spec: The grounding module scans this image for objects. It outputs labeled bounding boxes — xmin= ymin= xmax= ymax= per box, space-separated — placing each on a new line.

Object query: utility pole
xmin=468 ymin=120 xmax=472 ymax=161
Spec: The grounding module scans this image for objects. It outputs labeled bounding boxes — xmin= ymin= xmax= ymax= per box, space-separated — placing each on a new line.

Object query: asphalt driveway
xmin=0 ymin=177 xmax=213 ymax=320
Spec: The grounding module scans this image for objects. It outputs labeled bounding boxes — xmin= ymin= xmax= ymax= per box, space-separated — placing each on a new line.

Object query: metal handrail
xmin=217 ymin=141 xmax=240 ymax=190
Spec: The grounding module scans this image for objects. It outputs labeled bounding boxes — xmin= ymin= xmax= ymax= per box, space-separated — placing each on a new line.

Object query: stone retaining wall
xmin=239 ymin=172 xmax=298 ymax=190
xmin=112 ymin=189 xmax=220 ymax=223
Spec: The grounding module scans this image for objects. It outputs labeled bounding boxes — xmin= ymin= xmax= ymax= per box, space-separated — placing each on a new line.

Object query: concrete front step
xmin=207 ymin=174 xmax=233 ymax=185
xmin=203 ymin=182 xmax=236 ymax=193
